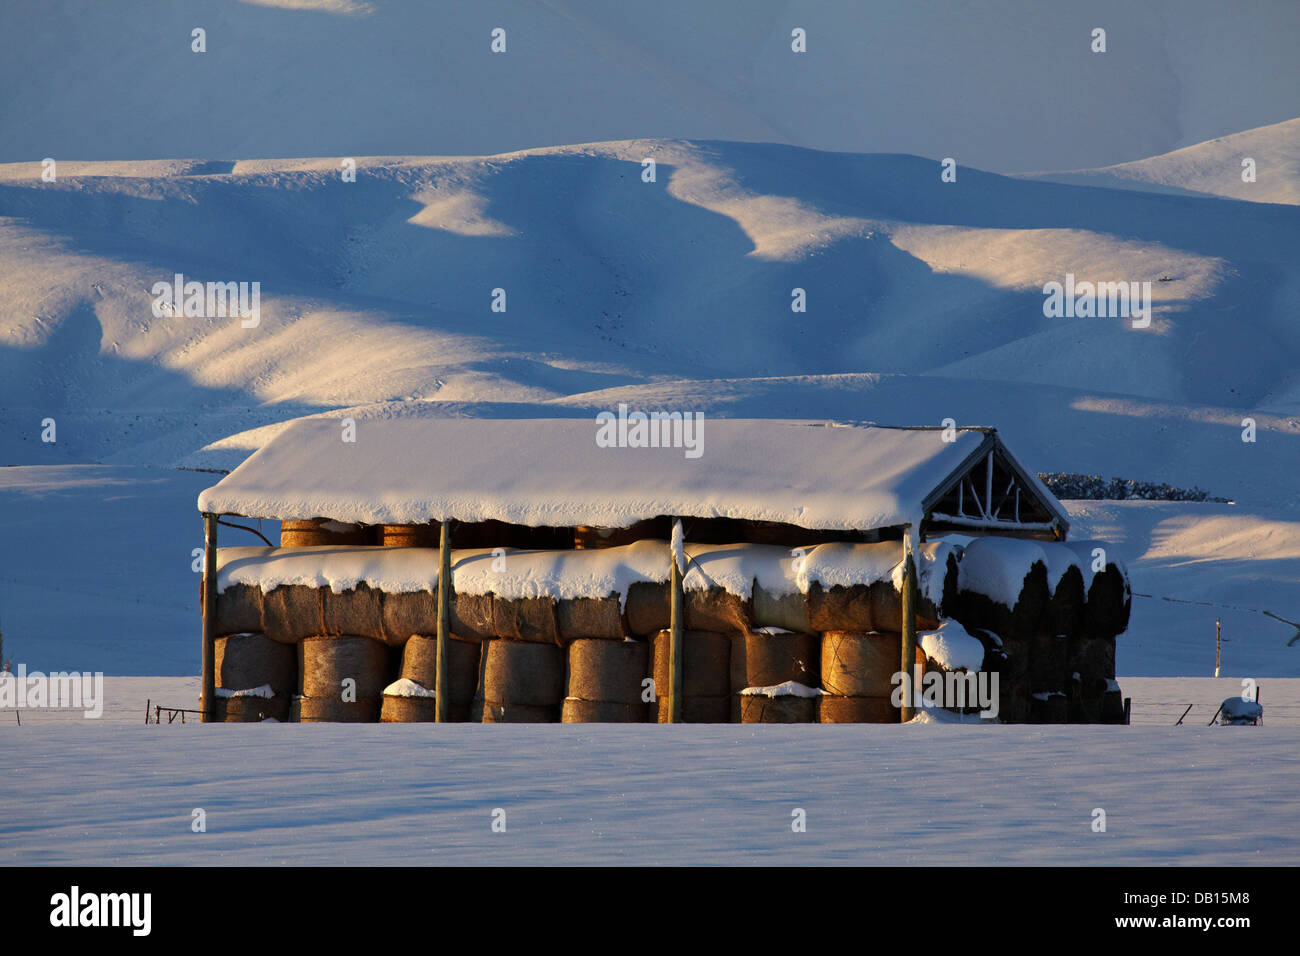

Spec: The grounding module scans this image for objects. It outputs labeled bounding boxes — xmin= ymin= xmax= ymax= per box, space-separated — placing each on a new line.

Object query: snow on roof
xmin=198 ymin=418 xmax=992 ymax=532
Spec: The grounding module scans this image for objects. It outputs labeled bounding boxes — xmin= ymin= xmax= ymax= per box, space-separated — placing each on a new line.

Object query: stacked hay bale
xmin=295 ymin=634 xmax=391 ymax=722
xmin=381 ymin=634 xmax=482 ymax=722
xmin=212 ymin=632 xmax=295 ymax=721
xmin=474 ymin=639 xmax=564 ymax=722
xmin=819 ymin=630 xmax=908 ymax=723
xmin=732 ymin=628 xmax=820 ymax=723
xmin=1065 ymin=540 xmax=1130 ymax=723
xmin=949 ymin=538 xmax=1052 ymax=723
xmin=647 ymin=629 xmax=732 ymax=722
xmin=280 ymin=518 xmax=373 ymax=546
xmin=563 ymin=639 xmax=650 ymax=722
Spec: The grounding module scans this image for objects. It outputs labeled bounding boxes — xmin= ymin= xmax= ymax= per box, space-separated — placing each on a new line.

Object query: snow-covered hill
xmin=0 ymin=127 xmax=1297 ymax=678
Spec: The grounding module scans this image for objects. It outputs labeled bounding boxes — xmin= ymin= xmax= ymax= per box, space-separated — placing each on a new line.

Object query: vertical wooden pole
xmin=1214 ymin=619 xmax=1221 ymax=677
xmin=669 ymin=519 xmax=684 ymax=724
xmin=201 ymin=512 xmax=217 ymax=722
xmin=900 ymin=531 xmax=917 ymax=723
xmin=435 ymin=519 xmax=452 ymax=723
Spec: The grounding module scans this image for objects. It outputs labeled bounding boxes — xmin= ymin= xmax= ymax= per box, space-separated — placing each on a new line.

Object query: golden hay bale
xmin=490 ymin=595 xmax=560 ymax=644
xmin=867 ymin=580 xmax=943 ymax=633
xmin=380 ymin=590 xmax=436 ymax=644
xmin=322 ymin=582 xmax=386 ymax=642
xmin=806 ymin=583 xmax=874 ymax=632
xmin=450 ymin=592 xmax=497 ymax=642
xmin=685 ymin=587 xmax=752 ymax=635
xmin=556 ymin=594 xmax=625 ymax=642
xmin=477 ymin=639 xmax=564 ymax=707
xmin=566 ymin=639 xmax=650 ymax=704
xmin=380 ymin=692 xmax=437 ymax=723
xmin=213 ymin=694 xmax=290 ymax=722
xmin=261 ymin=585 xmax=325 ymax=644
xmin=294 ymin=695 xmax=381 ymax=722
xmin=561 ymin=698 xmax=648 ymax=722
xmin=817 ymin=695 xmax=898 ymax=723
xmin=624 ymin=581 xmax=669 ymax=636
xmin=380 ymin=523 xmax=438 ymax=548
xmin=739 ymin=694 xmax=817 ymax=723
xmin=215 ymin=632 xmax=297 ymax=696
xmin=299 ymin=635 xmax=391 ymax=700
xmin=214 ymin=583 xmax=264 ymax=637
xmin=651 ymin=695 xmax=730 ymax=724
xmin=477 ymin=700 xmax=559 ymax=723
xmin=751 ymin=582 xmax=812 ymax=633
xmin=650 ymin=629 xmax=731 ymax=699
xmin=820 ymin=631 xmax=903 ymax=698
xmin=280 ymin=518 xmax=373 ymax=547
xmin=733 ymin=630 xmax=819 ymax=691
xmin=399 ymin=634 xmax=481 ymax=705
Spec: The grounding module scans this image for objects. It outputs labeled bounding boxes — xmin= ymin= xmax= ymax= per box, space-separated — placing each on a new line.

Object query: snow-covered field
xmin=2 ymin=706 xmax=1296 ymax=865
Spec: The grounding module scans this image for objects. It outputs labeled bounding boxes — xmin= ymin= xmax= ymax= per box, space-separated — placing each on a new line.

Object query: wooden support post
xmin=900 ymin=532 xmax=918 ymax=723
xmin=435 ymin=519 xmax=452 ymax=723
xmin=1214 ymin=619 xmax=1221 ymax=677
xmin=669 ymin=519 xmax=684 ymax=724
xmin=200 ymin=512 xmax=218 ymax=722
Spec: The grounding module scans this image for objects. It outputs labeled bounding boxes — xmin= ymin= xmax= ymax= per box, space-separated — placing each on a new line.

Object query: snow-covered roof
xmin=198 ymin=417 xmax=1065 ymax=535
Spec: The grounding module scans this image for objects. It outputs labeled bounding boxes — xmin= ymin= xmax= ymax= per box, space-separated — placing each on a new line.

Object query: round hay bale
xmin=261 ymin=585 xmax=325 ymax=644
xmin=556 ymin=594 xmax=625 ymax=642
xmin=735 ymin=629 xmax=819 ymax=690
xmin=300 ymin=635 xmax=390 ymax=700
xmin=1100 ymin=687 xmax=1126 ymax=724
xmin=953 ymin=560 xmax=1051 ymax=640
xmin=380 ymin=692 xmax=438 ymax=723
xmin=651 ymin=695 xmax=730 ymax=724
xmin=213 ymin=694 xmax=290 ymax=722
xmin=400 ymin=634 xmax=482 ymax=706
xmin=650 ymin=629 xmax=731 ymax=698
xmin=807 ymin=582 xmax=874 ymax=632
xmin=867 ymin=580 xmax=943 ymax=634
xmin=477 ymin=699 xmax=559 ymax=723
xmin=684 ymin=587 xmax=751 ymax=635
xmin=751 ymin=582 xmax=812 ymax=633
xmin=215 ymin=632 xmax=297 ymax=696
xmin=817 ymin=695 xmax=897 ymax=723
xmin=381 ymin=523 xmax=438 ymax=548
xmin=215 ymin=583 xmax=264 ymax=637
xmin=1068 ymin=634 xmax=1115 ymax=699
xmin=478 ymin=639 xmax=564 ymax=707
xmin=561 ymin=698 xmax=647 ymax=723
xmin=739 ymin=694 xmax=816 ymax=723
xmin=566 ymin=639 xmax=649 ymax=704
xmin=280 ymin=518 xmax=373 ymax=547
xmin=1045 ymin=565 xmax=1086 ymax=639
xmin=1029 ymin=630 xmax=1069 ymax=694
xmin=820 ymin=631 xmax=900 ymax=698
xmin=450 ymin=592 xmax=497 ymax=642
xmin=1029 ymin=693 xmax=1068 ymax=724
xmin=490 ymin=595 xmax=559 ymax=644
xmin=624 ymin=581 xmax=669 ymax=636
xmin=381 ymin=590 xmax=436 ymax=644
xmin=323 ymin=582 xmax=385 ymax=642
xmin=1084 ymin=565 xmax=1132 ymax=638
xmin=295 ymin=695 xmax=381 ymax=722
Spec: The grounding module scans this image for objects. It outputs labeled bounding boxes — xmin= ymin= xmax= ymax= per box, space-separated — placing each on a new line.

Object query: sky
xmin=0 ymin=0 xmax=1296 ymax=172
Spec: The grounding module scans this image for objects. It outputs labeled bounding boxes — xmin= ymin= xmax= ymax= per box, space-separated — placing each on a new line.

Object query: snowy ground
xmin=2 ymin=702 xmax=1295 ymax=866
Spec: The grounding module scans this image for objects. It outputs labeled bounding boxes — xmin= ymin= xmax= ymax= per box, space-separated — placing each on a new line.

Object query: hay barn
xmin=194 ymin=418 xmax=1129 ymax=724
